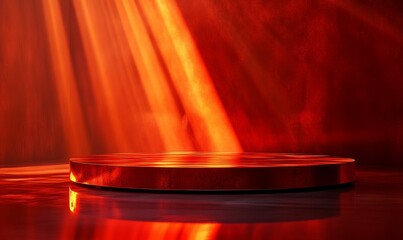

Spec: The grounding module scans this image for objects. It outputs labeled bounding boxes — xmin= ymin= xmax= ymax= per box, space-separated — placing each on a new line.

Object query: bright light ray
xmin=69 ymin=187 xmax=78 ymax=213
xmin=41 ymin=0 xmax=90 ymax=155
xmin=72 ymin=0 xmax=241 ymax=154
xmin=191 ymin=224 xmax=220 ymax=240
xmin=78 ymin=218 xmax=220 ymax=240
xmin=137 ymin=0 xmax=242 ymax=152
xmin=72 ymin=0 xmax=169 ymax=153
xmin=72 ymin=0 xmax=132 ymax=151
xmin=114 ymin=0 xmax=193 ymax=151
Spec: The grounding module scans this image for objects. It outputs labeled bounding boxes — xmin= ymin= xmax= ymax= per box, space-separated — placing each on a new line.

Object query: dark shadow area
xmin=69 ymin=182 xmax=354 ymax=223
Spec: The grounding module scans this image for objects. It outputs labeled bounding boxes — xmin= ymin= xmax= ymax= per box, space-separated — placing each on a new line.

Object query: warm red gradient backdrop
xmin=0 ymin=0 xmax=402 ymax=166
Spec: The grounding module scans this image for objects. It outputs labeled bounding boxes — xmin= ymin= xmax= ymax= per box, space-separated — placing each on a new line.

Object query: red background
xmin=0 ymin=0 xmax=402 ymax=167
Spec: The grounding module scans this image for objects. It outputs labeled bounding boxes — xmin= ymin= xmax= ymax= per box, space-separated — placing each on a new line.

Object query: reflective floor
xmin=0 ymin=164 xmax=402 ymax=239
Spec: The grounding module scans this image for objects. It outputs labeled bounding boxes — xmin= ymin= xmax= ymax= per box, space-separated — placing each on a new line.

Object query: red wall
xmin=0 ymin=0 xmax=402 ymax=167
xmin=174 ymin=0 xmax=403 ymax=166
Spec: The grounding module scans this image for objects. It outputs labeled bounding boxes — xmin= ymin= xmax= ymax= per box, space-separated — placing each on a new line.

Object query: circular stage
xmin=69 ymin=152 xmax=355 ymax=191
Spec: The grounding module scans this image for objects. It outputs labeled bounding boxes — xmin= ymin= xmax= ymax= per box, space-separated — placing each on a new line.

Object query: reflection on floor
xmin=0 ymin=164 xmax=402 ymax=239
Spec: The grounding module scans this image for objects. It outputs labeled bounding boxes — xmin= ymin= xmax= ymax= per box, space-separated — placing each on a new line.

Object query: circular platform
xmin=69 ymin=152 xmax=355 ymax=191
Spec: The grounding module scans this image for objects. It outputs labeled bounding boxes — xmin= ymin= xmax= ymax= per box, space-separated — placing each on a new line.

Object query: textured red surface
xmin=174 ymin=0 xmax=403 ymax=166
xmin=0 ymin=0 xmax=402 ymax=166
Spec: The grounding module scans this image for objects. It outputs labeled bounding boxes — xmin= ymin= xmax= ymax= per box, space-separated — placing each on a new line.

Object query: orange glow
xmin=41 ymin=0 xmax=90 ymax=155
xmin=0 ymin=164 xmax=68 ymax=175
xmin=86 ymin=220 xmax=220 ymax=240
xmin=69 ymin=172 xmax=76 ymax=183
xmin=192 ymin=224 xmax=219 ymax=240
xmin=66 ymin=0 xmax=241 ymax=157
xmin=69 ymin=187 xmax=78 ymax=213
xmin=0 ymin=164 xmax=352 ymax=240
xmin=138 ymin=0 xmax=242 ymax=152
xmin=72 ymin=0 xmax=138 ymax=152
xmin=1 ymin=0 xmax=402 ymax=168
xmin=68 ymin=185 xmax=221 ymax=239
xmin=114 ymin=0 xmax=192 ymax=151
